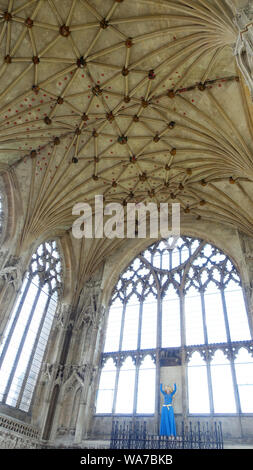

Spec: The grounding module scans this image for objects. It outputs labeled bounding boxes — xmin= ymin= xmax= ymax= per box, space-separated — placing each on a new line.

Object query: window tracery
xmin=0 ymin=240 xmax=63 ymax=412
xmin=97 ymin=236 xmax=253 ymax=415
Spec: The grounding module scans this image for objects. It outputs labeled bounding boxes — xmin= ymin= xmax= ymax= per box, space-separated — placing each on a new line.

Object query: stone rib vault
xmin=0 ymin=0 xmax=252 ymax=257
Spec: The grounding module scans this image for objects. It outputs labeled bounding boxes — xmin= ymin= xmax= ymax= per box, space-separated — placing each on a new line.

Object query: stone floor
xmin=224 ymin=439 xmax=253 ymax=449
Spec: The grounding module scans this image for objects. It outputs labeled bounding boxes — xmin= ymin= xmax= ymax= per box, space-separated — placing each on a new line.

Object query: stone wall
xmin=0 ymin=209 xmax=253 ymax=447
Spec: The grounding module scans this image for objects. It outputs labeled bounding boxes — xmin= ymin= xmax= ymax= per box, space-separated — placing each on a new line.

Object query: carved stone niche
xmin=234 ymin=2 xmax=253 ymax=99
xmin=159 ymin=348 xmax=182 ymax=367
xmin=0 ymin=255 xmax=23 ymax=291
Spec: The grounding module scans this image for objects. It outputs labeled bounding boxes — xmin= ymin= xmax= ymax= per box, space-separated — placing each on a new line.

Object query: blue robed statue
xmin=160 ymin=383 xmax=177 ymax=437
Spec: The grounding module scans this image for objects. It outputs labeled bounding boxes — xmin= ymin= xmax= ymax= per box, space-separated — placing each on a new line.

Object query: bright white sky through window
xmin=97 ymin=237 xmax=252 ymax=416
xmin=0 ymin=241 xmax=61 ymax=411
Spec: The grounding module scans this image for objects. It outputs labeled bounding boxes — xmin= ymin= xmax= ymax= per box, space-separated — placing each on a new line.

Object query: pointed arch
xmin=97 ymin=235 xmax=253 ymax=416
xmin=0 ymin=239 xmax=63 ymax=412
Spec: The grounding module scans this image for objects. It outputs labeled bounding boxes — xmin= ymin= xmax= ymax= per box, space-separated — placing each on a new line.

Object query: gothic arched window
xmin=0 ymin=240 xmax=62 ymax=412
xmin=96 ymin=237 xmax=253 ymax=416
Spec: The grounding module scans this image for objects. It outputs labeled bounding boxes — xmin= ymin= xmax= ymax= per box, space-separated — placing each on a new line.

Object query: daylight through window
xmin=0 ymin=241 xmax=62 ymax=412
xmin=96 ymin=237 xmax=253 ymax=415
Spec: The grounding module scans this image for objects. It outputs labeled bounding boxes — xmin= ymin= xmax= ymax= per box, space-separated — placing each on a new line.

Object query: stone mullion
xmin=205 ymin=357 xmax=215 ymax=414
xmin=112 ymin=358 xmax=121 ymax=415
xmin=137 ymin=300 xmax=143 ymax=351
xmin=180 ymin=290 xmax=188 ymax=419
xmin=156 ymin=287 xmax=162 ymax=432
xmin=119 ymin=301 xmax=126 ymax=351
xmin=200 ymin=290 xmax=209 ymax=345
xmin=155 ymin=350 xmax=160 ymax=433
xmin=230 ymin=355 xmax=242 ymax=415
xmin=132 ymin=359 xmax=140 ymax=416
xmin=221 ymin=289 xmax=242 ymax=414
xmin=220 ymin=288 xmax=232 ymax=344
xmin=133 ymin=300 xmax=143 ymax=415
xmin=200 ymin=290 xmax=215 ymax=414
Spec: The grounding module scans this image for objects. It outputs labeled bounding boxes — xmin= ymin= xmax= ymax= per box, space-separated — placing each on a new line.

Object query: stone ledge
xmin=0 ymin=412 xmax=39 ymax=439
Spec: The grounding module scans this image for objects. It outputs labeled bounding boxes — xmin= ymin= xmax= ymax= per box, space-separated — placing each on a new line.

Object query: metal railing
xmin=110 ymin=420 xmax=223 ymax=449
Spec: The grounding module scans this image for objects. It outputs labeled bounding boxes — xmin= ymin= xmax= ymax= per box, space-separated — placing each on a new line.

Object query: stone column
xmin=36 ymin=304 xmax=75 ymax=440
xmin=73 ymin=279 xmax=106 ymax=443
xmin=31 ymin=304 xmax=73 ymax=429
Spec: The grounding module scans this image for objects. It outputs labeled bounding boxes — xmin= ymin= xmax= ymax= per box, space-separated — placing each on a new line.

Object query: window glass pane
xmin=137 ymin=356 xmax=155 ymax=414
xmin=19 ymin=295 xmax=58 ymax=412
xmin=162 ymin=285 xmax=181 ymax=347
xmin=224 ymin=280 xmax=251 ymax=341
xmin=104 ymin=298 xmax=123 ymax=352
xmin=141 ymin=294 xmax=157 ymax=349
xmin=115 ymin=358 xmax=135 ymax=413
xmin=185 ymin=287 xmax=204 ymax=345
xmin=211 ymin=350 xmax=236 ymax=413
xmin=188 ymin=352 xmax=210 ymax=413
xmin=0 ymin=276 xmax=29 ymax=356
xmin=204 ymin=283 xmax=227 ymax=344
xmin=152 ymin=253 xmax=161 ymax=269
xmin=6 ymin=288 xmax=48 ymax=408
xmin=0 ymin=241 xmax=62 ymax=411
xmin=96 ymin=359 xmax=116 ymax=414
xmin=0 ymin=279 xmax=38 ymax=399
xmin=235 ymin=348 xmax=253 ymax=413
xmin=161 ymin=250 xmax=170 ymax=270
xmin=180 ymin=247 xmax=190 ymax=264
xmin=121 ymin=296 xmax=139 ymax=351
xmin=96 ymin=390 xmax=115 ymax=414
xmin=171 ymin=247 xmax=180 ymax=269
xmin=98 ymin=236 xmax=251 ymax=416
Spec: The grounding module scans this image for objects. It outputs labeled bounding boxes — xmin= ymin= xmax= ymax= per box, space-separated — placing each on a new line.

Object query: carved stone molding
xmin=76 ymin=279 xmax=105 ymax=333
xmin=234 ymin=2 xmax=253 ymax=98
xmin=0 ymin=413 xmax=40 ymax=448
xmin=0 ymin=256 xmax=23 ymax=291
xmin=42 ymin=361 xmax=92 ymax=386
xmin=0 ymin=431 xmax=40 ymax=449
xmin=101 ymin=341 xmax=253 ymax=366
xmin=55 ymin=304 xmax=72 ymax=328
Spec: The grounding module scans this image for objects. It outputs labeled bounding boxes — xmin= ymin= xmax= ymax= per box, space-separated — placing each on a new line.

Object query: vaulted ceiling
xmin=0 ymin=0 xmax=253 ymax=253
